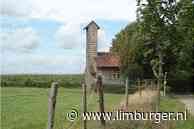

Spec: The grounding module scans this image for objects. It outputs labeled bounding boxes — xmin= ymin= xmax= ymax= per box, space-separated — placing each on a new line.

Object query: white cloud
xmin=0 ymin=0 xmax=33 ymax=17
xmin=0 ymin=27 xmax=40 ymax=52
xmin=98 ymin=29 xmax=110 ymax=52
xmin=1 ymin=54 xmax=85 ymax=74
xmin=1 ymin=0 xmax=137 ymax=51
xmin=0 ymin=0 xmax=137 ymax=22
xmin=29 ymin=55 xmax=79 ymax=66
xmin=54 ymin=23 xmax=110 ymax=51
xmin=55 ymin=23 xmax=81 ymax=49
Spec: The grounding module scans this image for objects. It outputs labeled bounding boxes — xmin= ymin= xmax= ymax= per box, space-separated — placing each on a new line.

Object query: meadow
xmin=1 ymin=87 xmax=123 ymax=129
xmin=1 ymin=74 xmax=193 ymax=129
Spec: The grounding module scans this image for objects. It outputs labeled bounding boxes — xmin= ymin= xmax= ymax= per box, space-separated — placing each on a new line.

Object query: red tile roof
xmin=95 ymin=53 xmax=120 ymax=68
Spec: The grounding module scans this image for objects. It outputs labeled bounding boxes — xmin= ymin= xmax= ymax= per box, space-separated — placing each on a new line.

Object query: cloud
xmin=98 ymin=29 xmax=110 ymax=52
xmin=29 ymin=55 xmax=79 ymax=66
xmin=54 ymin=23 xmax=110 ymax=51
xmin=1 ymin=54 xmax=85 ymax=74
xmin=0 ymin=0 xmax=137 ymax=22
xmin=54 ymin=23 xmax=82 ymax=49
xmin=0 ymin=0 xmax=33 ymax=17
xmin=0 ymin=27 xmax=40 ymax=52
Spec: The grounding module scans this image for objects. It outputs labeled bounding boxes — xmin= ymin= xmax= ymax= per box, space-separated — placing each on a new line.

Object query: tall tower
xmin=84 ymin=21 xmax=100 ymax=87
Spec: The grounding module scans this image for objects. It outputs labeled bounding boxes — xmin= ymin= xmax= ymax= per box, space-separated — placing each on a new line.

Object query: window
xmin=112 ymin=72 xmax=120 ymax=79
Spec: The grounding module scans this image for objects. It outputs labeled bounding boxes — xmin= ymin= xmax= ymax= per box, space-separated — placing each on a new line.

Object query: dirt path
xmin=177 ymin=95 xmax=194 ymax=116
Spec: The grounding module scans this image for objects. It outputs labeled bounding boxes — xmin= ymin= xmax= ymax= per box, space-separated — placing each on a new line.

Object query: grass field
xmin=1 ymin=74 xmax=193 ymax=129
xmin=2 ymin=87 xmax=194 ymax=129
xmin=1 ymin=87 xmax=123 ymax=129
xmin=160 ymin=97 xmax=194 ymax=129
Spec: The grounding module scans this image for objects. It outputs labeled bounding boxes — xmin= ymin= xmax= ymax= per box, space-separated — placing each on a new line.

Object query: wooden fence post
xmin=156 ymin=79 xmax=161 ymax=112
xmin=96 ymin=75 xmax=105 ymax=127
xmin=163 ymin=72 xmax=167 ymax=96
xmin=145 ymin=80 xmax=148 ymax=89
xmin=82 ymin=81 xmax=87 ymax=129
xmin=138 ymin=79 xmax=142 ymax=96
xmin=47 ymin=82 xmax=58 ymax=129
xmin=125 ymin=77 xmax=129 ymax=109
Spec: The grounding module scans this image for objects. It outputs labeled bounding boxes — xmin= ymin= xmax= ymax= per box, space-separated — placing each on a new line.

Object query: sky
xmin=0 ymin=0 xmax=137 ymax=74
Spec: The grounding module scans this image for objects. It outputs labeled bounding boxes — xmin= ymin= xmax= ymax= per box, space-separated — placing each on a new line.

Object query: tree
xmin=177 ymin=0 xmax=193 ymax=74
xmin=111 ymin=22 xmax=144 ymax=79
xmin=171 ymin=0 xmax=194 ymax=87
xmin=137 ymin=0 xmax=179 ymax=85
xmin=111 ymin=0 xmax=193 ymax=92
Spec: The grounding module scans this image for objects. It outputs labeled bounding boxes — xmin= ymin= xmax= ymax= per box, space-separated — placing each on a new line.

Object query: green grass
xmin=160 ymin=96 xmax=194 ymax=129
xmin=160 ymin=97 xmax=185 ymax=112
xmin=1 ymin=87 xmax=123 ymax=129
xmin=2 ymin=85 xmax=193 ymax=129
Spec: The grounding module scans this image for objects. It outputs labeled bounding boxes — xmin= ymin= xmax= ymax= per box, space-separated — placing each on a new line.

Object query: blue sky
xmin=0 ymin=0 xmax=137 ymax=74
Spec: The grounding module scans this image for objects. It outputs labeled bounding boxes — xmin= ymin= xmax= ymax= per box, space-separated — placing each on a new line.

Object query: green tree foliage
xmin=111 ymin=0 xmax=193 ymax=91
xmin=173 ymin=0 xmax=194 ymax=80
xmin=111 ymin=22 xmax=144 ymax=79
xmin=137 ymin=0 xmax=180 ymax=82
